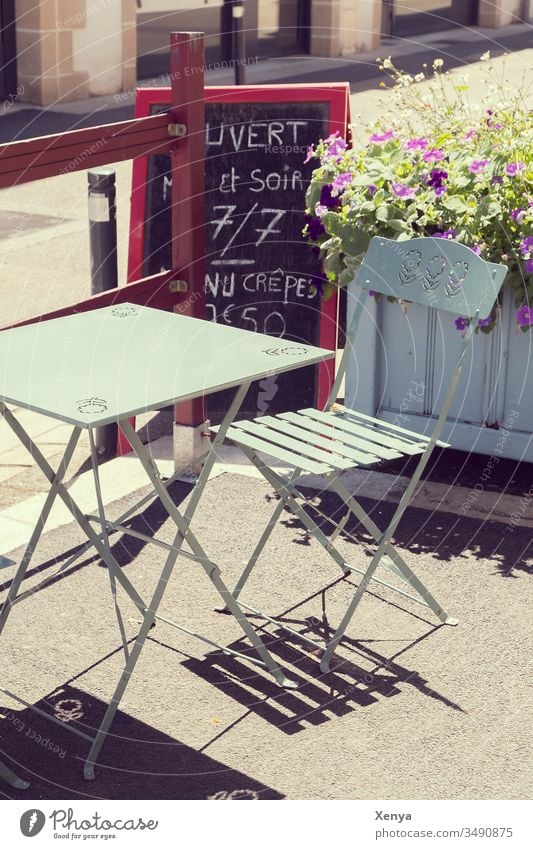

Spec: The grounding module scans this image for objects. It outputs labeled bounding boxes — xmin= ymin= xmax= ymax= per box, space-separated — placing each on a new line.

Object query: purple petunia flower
xmin=455 ymin=316 xmax=469 ymax=331
xmin=433 ymin=229 xmax=456 ymax=239
xmin=519 ymin=236 xmax=533 ymax=257
xmin=369 ymin=130 xmax=395 ymax=143
xmin=391 ymin=182 xmax=417 ymax=199
xmin=506 ymin=162 xmax=526 ymax=176
xmin=468 ymin=159 xmax=489 ymax=173
xmin=491 ymin=175 xmax=503 ymax=186
xmin=315 ymin=204 xmax=328 ymax=219
xmin=477 ymin=316 xmax=492 ymax=327
xmin=304 ymin=145 xmax=314 ymax=164
xmin=427 ymin=169 xmax=448 ymax=189
xmin=367 ymin=183 xmax=378 ymax=194
xmin=310 ymin=275 xmax=326 ymax=296
xmin=405 ymin=137 xmax=428 ymax=152
xmin=525 ymin=259 xmax=533 ymax=274
xmin=423 ymin=148 xmax=444 ymax=162
xmin=516 ymin=304 xmax=533 ymax=327
xmin=327 ymin=141 xmax=347 ymax=162
xmin=471 ymin=245 xmax=482 ymax=255
xmin=435 ymin=186 xmax=447 ymax=197
xmin=510 ymin=208 xmax=525 ymax=221
xmin=319 ymin=184 xmax=340 ymax=209
xmin=485 ymin=111 xmax=504 ymax=130
xmin=331 ymin=172 xmax=353 ymax=196
xmin=463 ymin=130 xmax=476 ymax=141
xmin=306 ymin=215 xmax=325 ymax=240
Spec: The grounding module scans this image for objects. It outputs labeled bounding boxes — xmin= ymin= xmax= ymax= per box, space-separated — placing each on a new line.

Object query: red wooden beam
xmin=0 ymin=114 xmax=178 ymax=189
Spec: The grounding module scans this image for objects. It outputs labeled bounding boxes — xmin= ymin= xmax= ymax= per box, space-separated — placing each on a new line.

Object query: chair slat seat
xmin=221 ymin=402 xmax=434 ymax=475
xmin=257 ymin=414 xmax=394 ymax=463
xmin=228 ymin=419 xmax=355 ymax=472
xmin=220 ymin=424 xmax=334 ymax=474
xmin=297 ymin=408 xmax=433 ymax=455
xmin=330 ymin=406 xmax=448 ymax=444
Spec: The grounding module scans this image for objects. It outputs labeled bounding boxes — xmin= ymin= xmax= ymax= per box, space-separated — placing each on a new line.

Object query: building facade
xmin=3 ymin=0 xmax=532 ymax=105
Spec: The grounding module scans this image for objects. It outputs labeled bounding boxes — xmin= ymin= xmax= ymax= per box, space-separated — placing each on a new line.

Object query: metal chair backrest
xmin=355 ymin=236 xmax=507 ymax=318
xmin=327 ymin=236 xmax=508 ymax=410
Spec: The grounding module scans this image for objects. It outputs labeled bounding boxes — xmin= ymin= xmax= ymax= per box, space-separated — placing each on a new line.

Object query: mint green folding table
xmin=0 ymin=304 xmax=333 ymax=779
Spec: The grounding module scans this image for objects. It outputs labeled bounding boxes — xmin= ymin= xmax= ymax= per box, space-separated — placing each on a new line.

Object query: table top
xmin=0 ymin=304 xmax=334 ymax=427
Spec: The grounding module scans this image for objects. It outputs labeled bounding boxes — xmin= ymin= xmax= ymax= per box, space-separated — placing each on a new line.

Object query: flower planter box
xmin=344 ymin=280 xmax=533 ymax=462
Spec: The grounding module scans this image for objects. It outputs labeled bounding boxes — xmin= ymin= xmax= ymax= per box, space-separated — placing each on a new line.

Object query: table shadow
xmin=0 ymin=683 xmax=283 ymax=800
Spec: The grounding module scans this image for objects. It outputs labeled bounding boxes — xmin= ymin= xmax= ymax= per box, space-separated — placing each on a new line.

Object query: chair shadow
xmin=0 ymin=682 xmax=283 ymax=800
xmin=178 ymin=578 xmax=464 ymax=737
xmin=278 ymin=483 xmax=532 ymax=579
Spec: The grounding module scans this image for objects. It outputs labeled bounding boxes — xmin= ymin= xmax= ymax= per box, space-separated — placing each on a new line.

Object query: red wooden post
xmin=117 ymin=32 xmax=208 ymax=460
xmin=170 ymin=32 xmax=208 ymax=470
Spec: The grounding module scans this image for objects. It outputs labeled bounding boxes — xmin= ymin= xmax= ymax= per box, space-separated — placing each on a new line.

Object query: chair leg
xmin=229 ymin=464 xmax=303 ymax=602
xmin=320 ymin=550 xmax=385 ymax=673
xmin=320 ymin=474 xmax=459 ymax=672
xmin=331 ymin=478 xmax=457 ymax=626
xmin=231 ymin=495 xmax=286 ymax=601
xmin=240 ymin=447 xmax=351 ymax=577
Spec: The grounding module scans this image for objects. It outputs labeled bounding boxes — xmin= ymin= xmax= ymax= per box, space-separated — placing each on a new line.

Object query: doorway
xmin=0 ymin=0 xmax=17 ymax=101
xmin=384 ymin=1 xmax=478 ymax=36
xmin=255 ymin=0 xmax=311 ymax=56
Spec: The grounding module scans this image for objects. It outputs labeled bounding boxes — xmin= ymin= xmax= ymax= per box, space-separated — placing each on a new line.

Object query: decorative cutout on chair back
xmin=356 ymin=237 xmax=507 ymax=318
xmin=398 ymin=249 xmax=422 ymax=287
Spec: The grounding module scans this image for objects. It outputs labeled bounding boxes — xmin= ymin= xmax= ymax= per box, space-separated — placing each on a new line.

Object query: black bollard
xmin=88 ymin=167 xmax=118 ymax=456
xmin=232 ymin=1 xmax=246 ymax=85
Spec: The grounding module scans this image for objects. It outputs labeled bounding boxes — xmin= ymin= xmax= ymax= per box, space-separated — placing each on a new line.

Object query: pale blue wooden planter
xmin=345 ymin=282 xmax=533 ymax=462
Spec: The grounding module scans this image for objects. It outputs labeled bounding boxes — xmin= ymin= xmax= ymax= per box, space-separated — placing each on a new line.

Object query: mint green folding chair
xmin=216 ymin=236 xmax=508 ymax=672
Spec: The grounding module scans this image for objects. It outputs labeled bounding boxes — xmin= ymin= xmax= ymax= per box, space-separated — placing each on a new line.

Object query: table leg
xmin=0 ymin=425 xmax=81 ymax=636
xmin=120 ymin=419 xmax=298 ymax=688
xmin=0 ymin=759 xmax=30 ymax=790
xmin=88 ymin=429 xmax=130 ymax=661
xmin=84 ymin=390 xmax=300 ymax=775
xmin=0 ymin=405 xmax=148 ymax=616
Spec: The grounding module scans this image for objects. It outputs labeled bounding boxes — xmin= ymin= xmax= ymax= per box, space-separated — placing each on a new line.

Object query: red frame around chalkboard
xmin=128 ymin=83 xmax=351 ymax=409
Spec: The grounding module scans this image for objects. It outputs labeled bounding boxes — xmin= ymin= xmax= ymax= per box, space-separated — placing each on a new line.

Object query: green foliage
xmin=304 ymin=54 xmax=533 ymax=332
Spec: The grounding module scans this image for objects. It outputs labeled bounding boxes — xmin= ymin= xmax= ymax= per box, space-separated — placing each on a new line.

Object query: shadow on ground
xmin=279 ymin=480 xmax=532 ymax=579
xmin=179 ymin=602 xmax=463 ymax=736
xmin=0 ymin=683 xmax=283 ymax=800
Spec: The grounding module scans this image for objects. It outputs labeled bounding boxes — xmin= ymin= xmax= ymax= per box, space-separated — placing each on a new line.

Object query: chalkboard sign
xmin=129 ymin=85 xmax=349 ymax=419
